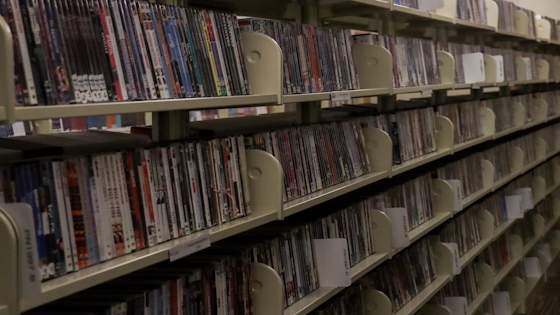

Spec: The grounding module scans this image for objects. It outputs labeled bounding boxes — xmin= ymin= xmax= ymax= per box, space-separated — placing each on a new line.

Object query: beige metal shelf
xmin=283 ymin=169 xmax=389 ymax=217
xmin=392 ymin=149 xmax=453 ymax=176
xmin=467 ymin=291 xmax=492 ymax=315
xmin=13 ymin=95 xmax=279 ymax=120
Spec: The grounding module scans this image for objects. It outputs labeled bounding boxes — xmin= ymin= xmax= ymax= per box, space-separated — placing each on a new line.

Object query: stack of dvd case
xmin=483 ymin=142 xmax=513 ymax=182
xmin=357 ymin=238 xmax=438 ymax=313
xmin=353 ymin=34 xmax=440 ymax=88
xmin=28 ymin=251 xmax=253 ymax=315
xmin=238 ymin=199 xmax=375 ymax=308
xmin=495 ymin=0 xmax=516 ymax=32
xmin=437 ymin=153 xmax=484 ymax=199
xmin=439 ymin=206 xmax=482 ymax=257
xmin=502 ymin=173 xmax=533 ymax=196
xmin=480 ymin=192 xmax=508 ymax=228
xmin=392 ymin=108 xmax=437 ymax=163
xmin=456 ymin=0 xmax=487 ymax=25
xmin=482 ymin=47 xmax=516 ymax=82
xmin=239 ymin=18 xmax=359 ymax=94
xmin=483 ymin=97 xmax=513 ymax=133
xmin=437 ymin=101 xmax=483 ymax=144
xmin=514 ymin=134 xmax=537 ymax=165
xmin=375 ymin=173 xmax=435 ymax=231
xmin=535 ymin=190 xmax=557 ymax=222
xmin=476 ymin=234 xmax=512 ymax=274
xmin=1 ymin=0 xmax=251 ymax=107
xmin=511 ymin=215 xmax=535 ymax=246
xmin=247 ymin=119 xmax=371 ymax=203
xmin=433 ymin=262 xmax=480 ymax=304
xmin=310 ymin=286 xmax=363 ymax=315
xmin=0 ymin=135 xmax=251 ymax=280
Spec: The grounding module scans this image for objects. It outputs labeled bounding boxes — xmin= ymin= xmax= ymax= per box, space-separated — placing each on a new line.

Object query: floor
xmin=526 ymin=257 xmax=560 ymax=314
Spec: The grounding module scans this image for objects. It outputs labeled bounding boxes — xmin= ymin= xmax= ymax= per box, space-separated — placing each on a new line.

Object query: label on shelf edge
xmin=331 ymin=91 xmax=351 ymax=103
xmin=169 ymin=232 xmax=211 ymax=262
xmin=421 ymin=88 xmax=432 ymax=96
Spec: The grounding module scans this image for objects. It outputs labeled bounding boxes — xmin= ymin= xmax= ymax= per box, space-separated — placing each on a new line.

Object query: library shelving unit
xmin=3 ymin=0 xmax=560 ymax=315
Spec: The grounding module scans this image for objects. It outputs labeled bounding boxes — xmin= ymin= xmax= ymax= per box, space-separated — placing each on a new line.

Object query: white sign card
xmin=462 ymin=52 xmax=486 ymax=83
xmin=169 ymin=232 xmax=211 ymax=262
xmin=444 ymin=297 xmax=468 ymax=315
xmin=493 ymin=55 xmax=505 ymax=82
xmin=385 ymin=208 xmax=411 ymax=248
xmin=0 ymin=204 xmax=42 ymax=299
xmin=505 ymin=195 xmax=524 ymax=219
xmin=524 ymin=257 xmax=542 ymax=278
xmin=444 ymin=242 xmax=461 ymax=275
xmin=516 ymin=187 xmax=534 ymax=211
xmin=492 ymin=292 xmax=512 ymax=315
xmin=521 ymin=57 xmax=532 ymax=80
xmin=313 ymin=239 xmax=352 ymax=287
xmin=536 ymin=243 xmax=553 ymax=265
xmin=446 ymin=179 xmax=463 ymax=212
xmin=417 ymin=0 xmax=444 ymax=11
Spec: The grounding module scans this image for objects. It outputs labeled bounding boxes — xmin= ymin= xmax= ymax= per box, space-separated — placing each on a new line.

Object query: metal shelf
xmin=13 ymin=95 xmax=279 ymax=120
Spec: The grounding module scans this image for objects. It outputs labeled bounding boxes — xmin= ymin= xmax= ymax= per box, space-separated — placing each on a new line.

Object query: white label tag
xmin=522 ymin=57 xmax=533 ymax=80
xmin=385 ymin=208 xmax=410 ymax=248
xmin=418 ymin=0 xmax=444 ymax=11
xmin=536 ymin=243 xmax=553 ymax=266
xmin=0 ymin=204 xmax=41 ymax=299
xmin=463 ymin=52 xmax=486 ymax=83
xmin=169 ymin=232 xmax=211 ymax=262
xmin=313 ymin=238 xmax=352 ymax=287
xmin=493 ymin=55 xmax=505 ymax=82
xmin=524 ymin=257 xmax=542 ymax=278
xmin=446 ymin=179 xmax=463 ymax=212
xmin=492 ymin=292 xmax=512 ymax=315
xmin=517 ymin=187 xmax=534 ymax=211
xmin=506 ymin=195 xmax=524 ymax=219
xmin=421 ymin=88 xmax=433 ymax=96
xmin=331 ymin=91 xmax=351 ymax=103
xmin=444 ymin=296 xmax=468 ymax=315
xmin=445 ymin=242 xmax=461 ymax=275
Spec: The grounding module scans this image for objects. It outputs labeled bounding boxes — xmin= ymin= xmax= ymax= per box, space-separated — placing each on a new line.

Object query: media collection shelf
xmin=3 ymin=0 xmax=560 ymax=314
xmin=3 ymin=104 xmax=560 ymax=314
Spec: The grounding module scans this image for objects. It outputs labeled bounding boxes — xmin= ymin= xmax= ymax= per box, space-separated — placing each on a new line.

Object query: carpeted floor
xmin=525 ymin=258 xmax=560 ymax=314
